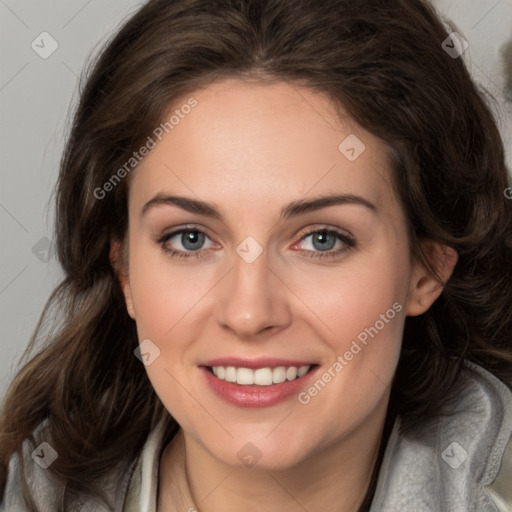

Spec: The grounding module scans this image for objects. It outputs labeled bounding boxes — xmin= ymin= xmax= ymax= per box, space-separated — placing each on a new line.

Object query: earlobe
xmin=110 ymin=239 xmax=136 ymax=319
xmin=405 ymin=242 xmax=458 ymax=316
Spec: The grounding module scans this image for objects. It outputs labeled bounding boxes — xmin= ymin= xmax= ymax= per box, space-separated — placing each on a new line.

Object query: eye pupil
xmin=313 ymin=232 xmax=336 ymax=251
xmin=182 ymin=230 xmax=204 ymax=250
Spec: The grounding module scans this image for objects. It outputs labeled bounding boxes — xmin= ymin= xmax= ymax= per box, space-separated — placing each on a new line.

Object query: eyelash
xmin=156 ymin=226 xmax=356 ymax=261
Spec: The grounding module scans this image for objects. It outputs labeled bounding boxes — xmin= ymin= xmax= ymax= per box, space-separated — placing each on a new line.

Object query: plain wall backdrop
xmin=1 ymin=0 xmax=512 ymax=400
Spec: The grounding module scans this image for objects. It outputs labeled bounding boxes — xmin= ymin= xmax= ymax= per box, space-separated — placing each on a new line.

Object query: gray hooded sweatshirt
xmin=1 ymin=361 xmax=511 ymax=511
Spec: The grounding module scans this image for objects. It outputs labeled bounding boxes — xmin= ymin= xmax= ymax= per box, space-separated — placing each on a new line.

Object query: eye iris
xmin=312 ymin=232 xmax=336 ymax=251
xmin=182 ymin=230 xmax=204 ymax=251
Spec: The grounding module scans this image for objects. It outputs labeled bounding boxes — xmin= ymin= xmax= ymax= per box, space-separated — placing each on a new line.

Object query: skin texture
xmin=112 ymin=79 xmax=458 ymax=512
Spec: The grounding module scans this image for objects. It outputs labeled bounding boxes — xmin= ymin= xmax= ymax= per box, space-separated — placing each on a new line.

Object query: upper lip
xmin=200 ymin=357 xmax=316 ymax=369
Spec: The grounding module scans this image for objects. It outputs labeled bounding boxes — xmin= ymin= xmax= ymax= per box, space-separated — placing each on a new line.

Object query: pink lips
xmin=199 ymin=358 xmax=319 ymax=408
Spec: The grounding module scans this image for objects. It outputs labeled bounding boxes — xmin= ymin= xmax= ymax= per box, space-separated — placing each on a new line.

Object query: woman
xmin=1 ymin=0 xmax=511 ymax=510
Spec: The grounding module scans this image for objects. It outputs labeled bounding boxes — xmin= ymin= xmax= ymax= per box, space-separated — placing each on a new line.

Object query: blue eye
xmin=157 ymin=228 xmax=213 ymax=260
xmin=157 ymin=226 xmax=356 ymax=261
xmin=296 ymin=229 xmax=355 ymax=259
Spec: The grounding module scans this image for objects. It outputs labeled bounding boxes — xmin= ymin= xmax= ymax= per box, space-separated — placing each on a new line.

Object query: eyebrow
xmin=140 ymin=193 xmax=378 ymax=220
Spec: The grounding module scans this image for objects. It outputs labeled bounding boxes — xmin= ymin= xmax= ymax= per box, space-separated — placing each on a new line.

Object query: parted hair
xmin=1 ymin=0 xmax=511 ymax=510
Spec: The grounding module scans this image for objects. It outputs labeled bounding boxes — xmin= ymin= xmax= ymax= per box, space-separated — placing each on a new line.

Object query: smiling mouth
xmin=206 ymin=364 xmax=316 ymax=386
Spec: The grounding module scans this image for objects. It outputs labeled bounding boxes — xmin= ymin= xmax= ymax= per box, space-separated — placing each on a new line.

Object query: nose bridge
xmin=214 ymin=238 xmax=291 ymax=338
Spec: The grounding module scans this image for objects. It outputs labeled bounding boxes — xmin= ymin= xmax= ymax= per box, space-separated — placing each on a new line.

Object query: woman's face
xmin=116 ymin=78 xmax=452 ymax=469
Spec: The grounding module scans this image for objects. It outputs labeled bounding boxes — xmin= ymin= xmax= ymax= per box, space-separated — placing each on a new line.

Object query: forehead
xmin=130 ymin=79 xmax=397 ymax=218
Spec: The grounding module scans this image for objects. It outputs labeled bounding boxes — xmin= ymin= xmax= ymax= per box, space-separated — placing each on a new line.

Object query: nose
xmin=214 ymin=247 xmax=292 ymax=340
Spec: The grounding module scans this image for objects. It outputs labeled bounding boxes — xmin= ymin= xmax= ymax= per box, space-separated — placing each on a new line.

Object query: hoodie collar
xmin=370 ymin=361 xmax=512 ymax=511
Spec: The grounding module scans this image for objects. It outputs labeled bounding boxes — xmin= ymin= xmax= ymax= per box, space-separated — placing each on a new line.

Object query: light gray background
xmin=1 ymin=0 xmax=512 ymax=399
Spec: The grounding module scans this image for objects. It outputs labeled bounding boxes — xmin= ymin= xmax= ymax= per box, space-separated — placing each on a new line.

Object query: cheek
xmin=126 ymin=244 xmax=214 ymax=416
xmin=127 ymin=241 xmax=206 ymax=339
xmin=288 ymin=246 xmax=407 ymax=412
xmin=285 ymin=246 xmax=408 ymax=352
xmin=126 ymin=250 xmax=202 ymax=427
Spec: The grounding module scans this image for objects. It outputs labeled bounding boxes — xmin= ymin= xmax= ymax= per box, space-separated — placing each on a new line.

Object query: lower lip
xmin=200 ymin=366 xmax=319 ymax=408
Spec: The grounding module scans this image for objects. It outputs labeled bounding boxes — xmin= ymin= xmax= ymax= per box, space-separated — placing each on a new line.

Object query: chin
xmin=205 ymin=434 xmax=314 ymax=471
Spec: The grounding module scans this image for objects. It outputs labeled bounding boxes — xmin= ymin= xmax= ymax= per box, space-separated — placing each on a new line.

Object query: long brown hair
xmin=1 ymin=0 xmax=511 ymax=509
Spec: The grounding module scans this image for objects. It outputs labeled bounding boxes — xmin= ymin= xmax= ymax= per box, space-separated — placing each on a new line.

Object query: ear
xmin=110 ymin=238 xmax=136 ymax=319
xmin=405 ymin=241 xmax=458 ymax=316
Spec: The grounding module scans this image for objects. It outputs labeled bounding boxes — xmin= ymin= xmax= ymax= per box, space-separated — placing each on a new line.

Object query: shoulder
xmin=465 ymin=361 xmax=512 ymax=510
xmin=0 ymin=419 xmax=138 ymax=512
xmin=485 ymin=427 xmax=512 ymax=511
xmin=461 ymin=361 xmax=512 ymax=506
xmin=1 ymin=419 xmax=60 ymax=512
xmin=371 ymin=360 xmax=512 ymax=511
xmin=438 ymin=361 xmax=512 ymax=510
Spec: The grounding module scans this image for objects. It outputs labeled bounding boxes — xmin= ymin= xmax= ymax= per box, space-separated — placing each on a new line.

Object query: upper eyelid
xmin=158 ymin=224 xmax=216 ymax=243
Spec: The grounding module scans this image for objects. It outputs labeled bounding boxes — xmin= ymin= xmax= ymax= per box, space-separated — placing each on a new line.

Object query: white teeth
xmin=225 ymin=366 xmax=237 ymax=383
xmin=272 ymin=366 xmax=287 ymax=384
xmin=237 ymin=368 xmax=254 ymax=385
xmin=297 ymin=365 xmax=309 ymax=377
xmin=254 ymin=368 xmax=273 ymax=386
xmin=210 ymin=365 xmax=312 ymax=386
xmin=286 ymin=367 xmax=297 ymax=381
